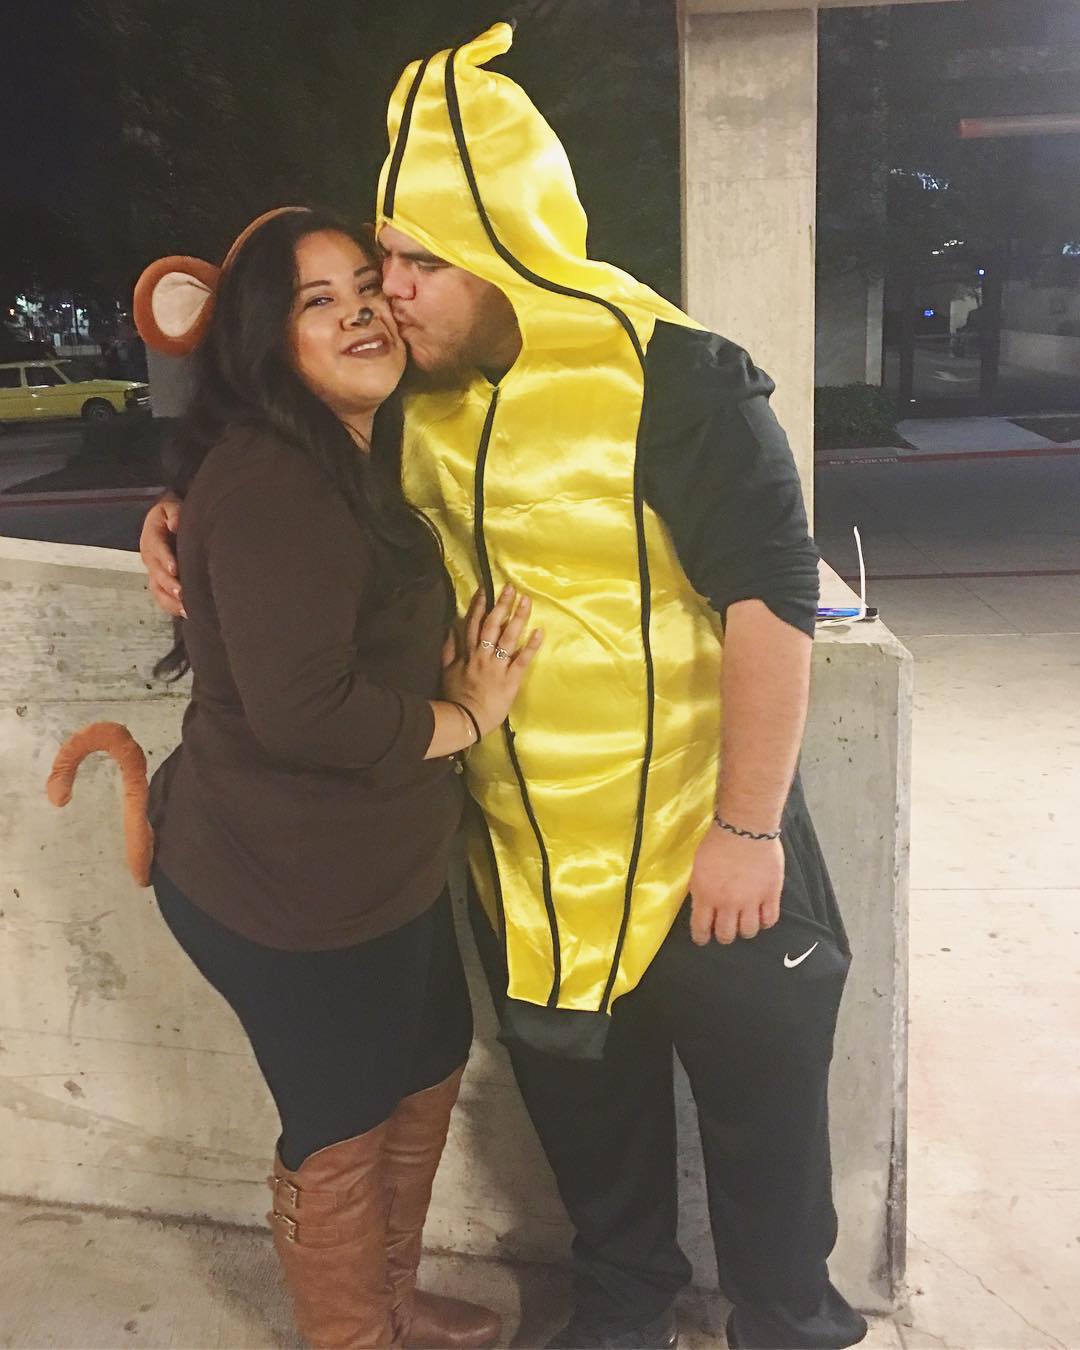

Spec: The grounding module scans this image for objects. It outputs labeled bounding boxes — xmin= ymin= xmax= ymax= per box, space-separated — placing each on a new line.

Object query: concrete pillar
xmin=681 ymin=5 xmax=819 ymax=510
xmin=680 ymin=6 xmax=911 ymax=1311
xmin=146 ymin=348 xmax=195 ymax=420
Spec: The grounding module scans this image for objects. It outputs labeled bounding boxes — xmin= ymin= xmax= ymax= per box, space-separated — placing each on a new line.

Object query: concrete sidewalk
xmin=0 ymin=425 xmax=81 ymax=492
xmin=817 ymin=448 xmax=1080 ymax=1349
xmin=0 ymin=1196 xmax=904 ymax=1350
xmin=817 ymin=415 xmax=1080 ymax=465
xmin=897 ymin=416 xmax=1080 ymax=457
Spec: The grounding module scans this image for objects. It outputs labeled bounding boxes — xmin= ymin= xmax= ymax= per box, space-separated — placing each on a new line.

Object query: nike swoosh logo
xmin=784 ymin=942 xmax=820 ymax=969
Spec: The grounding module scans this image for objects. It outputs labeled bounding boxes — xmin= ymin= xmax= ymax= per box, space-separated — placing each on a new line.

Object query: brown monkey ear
xmin=133 ymin=254 xmax=220 ymax=356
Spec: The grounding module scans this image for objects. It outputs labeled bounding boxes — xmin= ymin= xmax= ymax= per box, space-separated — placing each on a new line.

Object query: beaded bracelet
xmin=713 ymin=813 xmax=782 ymax=842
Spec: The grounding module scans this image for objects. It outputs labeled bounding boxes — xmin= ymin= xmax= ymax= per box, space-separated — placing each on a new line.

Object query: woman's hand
xmin=140 ymin=492 xmax=185 ymax=617
xmin=441 ymin=585 xmax=543 ymax=736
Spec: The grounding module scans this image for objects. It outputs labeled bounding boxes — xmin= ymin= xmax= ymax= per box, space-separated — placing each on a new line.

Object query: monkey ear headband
xmin=132 ymin=206 xmax=309 ymax=357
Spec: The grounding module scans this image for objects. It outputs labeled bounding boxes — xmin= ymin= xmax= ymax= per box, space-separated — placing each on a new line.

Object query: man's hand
xmin=140 ymin=493 xmax=184 ymax=617
xmin=688 ymin=826 xmax=784 ymax=945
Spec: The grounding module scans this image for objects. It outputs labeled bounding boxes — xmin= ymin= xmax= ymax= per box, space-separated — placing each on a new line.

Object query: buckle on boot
xmin=272 ymin=1210 xmax=299 ymax=1242
xmin=271 ymin=1176 xmax=301 ymax=1209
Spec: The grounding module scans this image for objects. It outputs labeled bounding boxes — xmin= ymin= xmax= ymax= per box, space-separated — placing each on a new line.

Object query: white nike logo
xmin=784 ymin=942 xmax=819 ymax=969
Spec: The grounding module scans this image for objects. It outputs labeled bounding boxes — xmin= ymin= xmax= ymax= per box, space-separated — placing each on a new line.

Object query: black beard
xmin=399 ymin=354 xmax=474 ymax=394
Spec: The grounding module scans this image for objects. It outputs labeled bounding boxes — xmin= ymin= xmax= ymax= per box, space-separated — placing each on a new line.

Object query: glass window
xmin=0 ymin=368 xmax=22 ymax=389
xmin=26 ymin=366 xmax=64 ymax=387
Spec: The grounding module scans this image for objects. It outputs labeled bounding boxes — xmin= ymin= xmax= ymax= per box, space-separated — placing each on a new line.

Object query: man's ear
xmin=133 ymin=255 xmax=220 ymax=356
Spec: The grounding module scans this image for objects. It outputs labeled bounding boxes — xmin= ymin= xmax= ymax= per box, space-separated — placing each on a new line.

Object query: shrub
xmin=815 ymin=383 xmax=899 ymax=450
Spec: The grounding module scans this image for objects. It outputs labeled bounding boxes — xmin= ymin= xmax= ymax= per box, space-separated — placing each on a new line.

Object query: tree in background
xmin=0 ymin=204 xmax=89 ymax=312
xmin=78 ymin=0 xmax=680 ymax=304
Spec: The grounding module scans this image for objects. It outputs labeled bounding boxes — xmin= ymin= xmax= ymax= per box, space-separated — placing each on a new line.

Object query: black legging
xmin=153 ymin=868 xmax=473 ymax=1170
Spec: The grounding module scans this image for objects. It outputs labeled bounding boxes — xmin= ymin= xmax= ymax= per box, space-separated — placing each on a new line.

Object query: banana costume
xmin=378 ymin=23 xmax=727 ymax=1056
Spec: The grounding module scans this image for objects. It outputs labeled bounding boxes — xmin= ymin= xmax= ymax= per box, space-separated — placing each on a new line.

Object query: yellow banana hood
xmin=378 ymin=23 xmax=723 ymax=1057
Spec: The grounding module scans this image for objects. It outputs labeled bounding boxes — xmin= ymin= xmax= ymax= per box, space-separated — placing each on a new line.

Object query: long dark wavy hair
xmin=154 ymin=208 xmax=449 ymax=681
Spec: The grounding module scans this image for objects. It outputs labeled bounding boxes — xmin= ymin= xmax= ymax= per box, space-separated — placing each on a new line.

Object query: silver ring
xmin=478 ymin=639 xmax=496 ymax=651
xmin=494 ymin=648 xmax=511 ymax=661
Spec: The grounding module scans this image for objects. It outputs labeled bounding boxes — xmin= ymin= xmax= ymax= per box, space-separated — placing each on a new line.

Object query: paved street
xmin=0 ymin=493 xmax=152 ymax=550
xmin=0 ymin=420 xmax=160 ymax=548
xmin=815 ymin=445 xmax=1080 ymax=592
xmin=0 ymin=423 xmax=82 ymax=491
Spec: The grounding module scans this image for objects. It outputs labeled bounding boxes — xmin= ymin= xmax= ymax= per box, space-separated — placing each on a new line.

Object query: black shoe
xmin=547 ymin=1306 xmax=678 ymax=1349
xmin=726 ymin=1300 xmax=868 ymax=1350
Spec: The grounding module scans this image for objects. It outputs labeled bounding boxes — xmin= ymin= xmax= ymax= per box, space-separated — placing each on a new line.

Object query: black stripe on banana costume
xmin=378 ymin=23 xmax=723 ymax=1057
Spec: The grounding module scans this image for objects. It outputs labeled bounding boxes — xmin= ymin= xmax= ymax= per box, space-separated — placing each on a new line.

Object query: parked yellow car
xmin=0 ymin=359 xmax=150 ymax=426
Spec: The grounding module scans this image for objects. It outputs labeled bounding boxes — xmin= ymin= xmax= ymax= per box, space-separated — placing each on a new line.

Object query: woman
xmin=137 ymin=207 xmax=541 ymax=1349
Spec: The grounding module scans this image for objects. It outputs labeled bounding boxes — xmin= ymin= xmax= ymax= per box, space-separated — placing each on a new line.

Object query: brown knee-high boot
xmin=383 ymin=1066 xmax=501 ymax=1349
xmin=269 ymin=1124 xmax=398 ymax=1349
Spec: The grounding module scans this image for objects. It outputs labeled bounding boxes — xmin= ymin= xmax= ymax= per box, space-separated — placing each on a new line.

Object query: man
xmin=142 ymin=24 xmax=867 ymax=1350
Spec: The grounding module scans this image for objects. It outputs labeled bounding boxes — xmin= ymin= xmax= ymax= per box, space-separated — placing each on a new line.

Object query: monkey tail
xmin=47 ymin=722 xmax=155 ymax=887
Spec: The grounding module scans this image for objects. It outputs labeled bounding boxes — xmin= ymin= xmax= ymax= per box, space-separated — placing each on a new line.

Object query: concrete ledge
xmin=0 ymin=538 xmax=910 ymax=1311
xmin=0 ymin=536 xmax=146 ymax=590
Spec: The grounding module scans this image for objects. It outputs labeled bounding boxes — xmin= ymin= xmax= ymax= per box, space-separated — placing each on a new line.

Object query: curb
xmin=0 ymin=486 xmax=163 ymax=509
xmin=817 ymin=445 xmax=1080 ymax=468
xmin=841 ymin=567 xmax=1080 ymax=584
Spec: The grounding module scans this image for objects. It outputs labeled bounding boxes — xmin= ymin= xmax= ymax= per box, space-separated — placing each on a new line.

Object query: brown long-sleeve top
xmin=147 ymin=426 xmax=463 ymax=950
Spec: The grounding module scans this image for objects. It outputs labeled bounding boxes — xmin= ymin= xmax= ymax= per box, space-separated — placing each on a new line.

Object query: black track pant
xmin=153 ymin=869 xmax=473 ymax=1171
xmin=469 ymin=812 xmax=865 ymax=1348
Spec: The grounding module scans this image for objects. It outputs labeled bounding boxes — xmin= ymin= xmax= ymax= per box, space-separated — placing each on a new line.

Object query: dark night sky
xmin=7 ymin=0 xmax=1078 ymax=217
xmin=2 ymin=0 xmax=99 ymax=212
xmin=2 ymin=0 xmax=684 ymax=301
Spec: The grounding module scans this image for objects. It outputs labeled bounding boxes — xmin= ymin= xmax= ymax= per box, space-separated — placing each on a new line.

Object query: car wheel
xmin=82 ymin=399 xmax=117 ymax=422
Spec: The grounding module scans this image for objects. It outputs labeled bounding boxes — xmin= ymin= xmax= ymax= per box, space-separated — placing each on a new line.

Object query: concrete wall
xmin=681 ymin=6 xmax=819 ymax=510
xmin=1001 ymin=328 xmax=1080 ymax=378
xmin=1003 ymin=279 xmax=1080 ymax=335
xmin=816 ymin=272 xmax=885 ymax=387
xmin=0 ymin=537 xmax=910 ymax=1310
xmin=0 ymin=536 xmax=567 ymax=1260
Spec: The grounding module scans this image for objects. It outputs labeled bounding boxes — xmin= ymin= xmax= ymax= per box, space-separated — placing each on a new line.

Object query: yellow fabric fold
xmin=378 ymin=23 xmax=724 ymax=1015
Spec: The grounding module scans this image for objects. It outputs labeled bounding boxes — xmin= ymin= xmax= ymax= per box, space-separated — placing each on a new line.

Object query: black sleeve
xmin=640 ymin=322 xmax=820 ymax=638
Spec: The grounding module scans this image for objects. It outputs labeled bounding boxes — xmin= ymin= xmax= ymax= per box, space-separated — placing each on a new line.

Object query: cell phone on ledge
xmin=816 ymin=606 xmax=879 ymax=622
